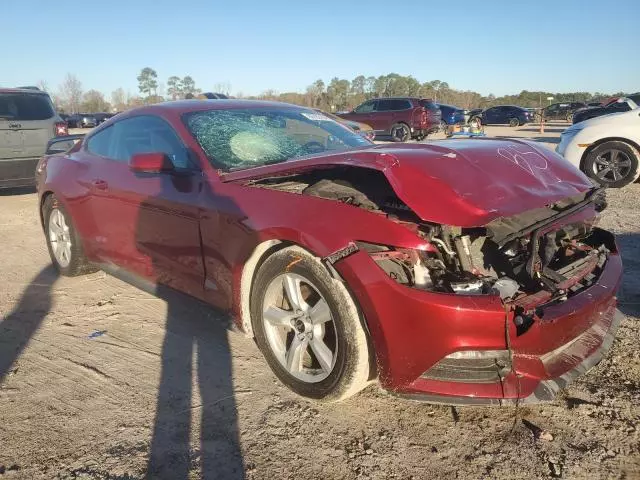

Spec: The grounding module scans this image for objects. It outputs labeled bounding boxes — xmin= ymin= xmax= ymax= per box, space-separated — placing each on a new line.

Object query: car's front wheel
xmin=43 ymin=195 xmax=97 ymax=276
xmin=390 ymin=123 xmax=410 ymax=142
xmin=509 ymin=117 xmax=520 ymax=127
xmin=251 ymin=246 xmax=371 ymax=402
xmin=584 ymin=141 xmax=640 ymax=188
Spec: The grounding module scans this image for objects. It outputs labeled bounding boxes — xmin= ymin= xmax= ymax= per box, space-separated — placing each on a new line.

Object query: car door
xmin=343 ymin=100 xmax=376 ymax=125
xmin=483 ymin=107 xmax=499 ymax=124
xmin=83 ymin=115 xmax=205 ymax=298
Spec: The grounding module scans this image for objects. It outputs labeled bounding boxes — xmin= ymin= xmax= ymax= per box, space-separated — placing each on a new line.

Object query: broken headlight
xmin=356 ymin=241 xmax=490 ymax=295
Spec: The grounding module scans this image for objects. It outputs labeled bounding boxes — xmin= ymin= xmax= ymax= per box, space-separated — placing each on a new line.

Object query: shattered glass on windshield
xmin=183 ymin=108 xmax=371 ymax=171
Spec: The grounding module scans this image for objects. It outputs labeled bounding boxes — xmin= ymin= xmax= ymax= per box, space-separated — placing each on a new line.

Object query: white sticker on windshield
xmin=301 ymin=112 xmax=331 ymax=122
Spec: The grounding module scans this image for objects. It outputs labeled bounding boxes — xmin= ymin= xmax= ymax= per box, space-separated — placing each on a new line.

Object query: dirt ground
xmin=0 ymin=124 xmax=638 ymax=480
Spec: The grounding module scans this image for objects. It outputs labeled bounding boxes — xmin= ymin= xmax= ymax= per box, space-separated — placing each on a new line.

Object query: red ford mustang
xmin=36 ymin=100 xmax=623 ymax=404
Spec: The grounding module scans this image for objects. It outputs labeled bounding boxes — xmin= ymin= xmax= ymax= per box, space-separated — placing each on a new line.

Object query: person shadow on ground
xmin=132 ymin=164 xmax=247 ymax=480
xmin=0 ymin=265 xmax=59 ymax=382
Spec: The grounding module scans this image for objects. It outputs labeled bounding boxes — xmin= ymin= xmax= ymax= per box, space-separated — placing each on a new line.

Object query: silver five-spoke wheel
xmin=48 ymin=208 xmax=72 ymax=268
xmin=262 ymin=272 xmax=338 ymax=383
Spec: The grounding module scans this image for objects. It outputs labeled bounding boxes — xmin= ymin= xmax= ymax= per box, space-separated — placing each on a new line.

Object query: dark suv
xmin=338 ymin=97 xmax=441 ymax=142
xmin=541 ymin=102 xmax=586 ymax=122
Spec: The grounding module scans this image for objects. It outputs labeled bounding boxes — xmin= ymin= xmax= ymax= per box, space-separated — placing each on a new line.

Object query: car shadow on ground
xmin=492 ymin=135 xmax=561 ymax=145
xmin=0 ymin=265 xmax=59 ymax=382
xmin=518 ymin=127 xmax=566 ymax=133
xmin=615 ymin=232 xmax=640 ymax=317
xmin=0 ymin=186 xmax=36 ymax=196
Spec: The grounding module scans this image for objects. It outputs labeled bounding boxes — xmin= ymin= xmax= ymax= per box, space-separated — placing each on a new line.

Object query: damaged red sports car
xmin=36 ymin=100 xmax=623 ymax=404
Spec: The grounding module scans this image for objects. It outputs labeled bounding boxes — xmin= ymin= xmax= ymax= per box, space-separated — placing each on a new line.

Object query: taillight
xmin=420 ymin=107 xmax=428 ymax=124
xmin=55 ymin=121 xmax=68 ymax=136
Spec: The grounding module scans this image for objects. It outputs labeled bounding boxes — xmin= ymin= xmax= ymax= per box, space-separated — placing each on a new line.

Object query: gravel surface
xmin=0 ymin=125 xmax=638 ymax=479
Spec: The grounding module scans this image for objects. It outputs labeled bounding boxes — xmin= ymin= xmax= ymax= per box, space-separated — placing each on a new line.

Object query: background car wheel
xmin=566 ymin=113 xmax=574 ymax=123
xmin=390 ymin=123 xmax=410 ymax=142
xmin=509 ymin=118 xmax=519 ymax=127
xmin=584 ymin=141 xmax=640 ymax=188
xmin=251 ymin=246 xmax=370 ymax=402
xmin=469 ymin=117 xmax=481 ymax=128
xmin=43 ymin=195 xmax=97 ymax=276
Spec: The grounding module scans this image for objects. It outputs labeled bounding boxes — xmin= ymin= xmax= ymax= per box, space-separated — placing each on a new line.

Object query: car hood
xmin=224 ymin=139 xmax=594 ymax=227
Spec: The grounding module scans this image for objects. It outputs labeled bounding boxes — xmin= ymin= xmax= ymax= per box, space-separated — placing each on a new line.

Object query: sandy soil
xmin=0 ymin=124 xmax=638 ymax=479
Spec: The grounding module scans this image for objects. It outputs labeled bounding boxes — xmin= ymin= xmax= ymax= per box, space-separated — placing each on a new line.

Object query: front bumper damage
xmin=334 ymin=248 xmax=623 ymax=405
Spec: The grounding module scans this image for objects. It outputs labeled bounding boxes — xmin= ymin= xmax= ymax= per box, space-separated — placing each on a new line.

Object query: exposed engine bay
xmin=244 ymin=166 xmax=614 ymax=308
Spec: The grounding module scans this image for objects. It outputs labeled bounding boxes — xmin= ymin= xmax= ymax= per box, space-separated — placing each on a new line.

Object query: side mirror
xmin=45 ymin=134 xmax=84 ymax=154
xmin=129 ymin=152 xmax=174 ymax=173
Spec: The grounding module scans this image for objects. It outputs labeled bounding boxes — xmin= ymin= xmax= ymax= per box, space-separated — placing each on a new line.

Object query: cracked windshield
xmin=185 ymin=108 xmax=372 ymax=171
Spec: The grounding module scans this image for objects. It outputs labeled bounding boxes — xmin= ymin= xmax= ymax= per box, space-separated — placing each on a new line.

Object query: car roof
xmin=119 ymin=99 xmax=311 ymax=117
xmin=0 ymin=87 xmax=49 ymax=95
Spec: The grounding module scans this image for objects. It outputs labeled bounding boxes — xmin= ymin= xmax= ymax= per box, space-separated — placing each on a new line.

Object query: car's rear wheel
xmin=584 ymin=141 xmax=640 ymax=188
xmin=509 ymin=117 xmax=520 ymax=127
xmin=251 ymin=246 xmax=370 ymax=402
xmin=43 ymin=195 xmax=97 ymax=276
xmin=390 ymin=123 xmax=410 ymax=142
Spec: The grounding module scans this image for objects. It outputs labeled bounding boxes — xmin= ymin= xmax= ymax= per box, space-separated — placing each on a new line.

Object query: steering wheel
xmin=302 ymin=141 xmax=326 ymax=154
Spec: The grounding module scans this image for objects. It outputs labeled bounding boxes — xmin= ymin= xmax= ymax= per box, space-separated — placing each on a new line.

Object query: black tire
xmin=251 ymin=246 xmax=370 ymax=402
xmin=566 ymin=112 xmax=574 ymax=123
xmin=390 ymin=123 xmax=410 ymax=142
xmin=469 ymin=116 xmax=482 ymax=128
xmin=583 ymin=141 xmax=640 ymax=188
xmin=509 ymin=117 xmax=520 ymax=127
xmin=42 ymin=194 xmax=97 ymax=276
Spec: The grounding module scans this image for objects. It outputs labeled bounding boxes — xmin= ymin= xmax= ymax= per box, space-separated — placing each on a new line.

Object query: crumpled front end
xmin=329 ymin=187 xmax=623 ymax=404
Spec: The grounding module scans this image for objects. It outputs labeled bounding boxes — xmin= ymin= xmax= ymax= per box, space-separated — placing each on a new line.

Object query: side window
xmin=87 ymin=126 xmax=114 ymax=157
xmin=109 ymin=116 xmax=191 ymax=168
xmin=354 ymin=101 xmax=375 ymax=113
xmin=377 ymin=99 xmax=411 ymax=111
xmin=376 ymin=99 xmax=393 ymax=111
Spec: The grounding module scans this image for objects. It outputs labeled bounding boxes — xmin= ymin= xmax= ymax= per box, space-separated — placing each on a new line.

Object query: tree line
xmin=45 ymin=69 xmax=632 ymax=114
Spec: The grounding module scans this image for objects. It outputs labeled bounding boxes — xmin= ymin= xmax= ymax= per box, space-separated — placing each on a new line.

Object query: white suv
xmin=0 ymin=88 xmax=67 ymax=189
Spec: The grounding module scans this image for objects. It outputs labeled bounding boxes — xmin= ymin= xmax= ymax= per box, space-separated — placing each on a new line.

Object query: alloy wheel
xmin=262 ymin=272 xmax=338 ymax=383
xmin=593 ymin=149 xmax=633 ymax=184
xmin=48 ymin=209 xmax=72 ymax=268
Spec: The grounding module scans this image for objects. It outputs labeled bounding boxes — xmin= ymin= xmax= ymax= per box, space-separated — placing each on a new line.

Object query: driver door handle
xmin=92 ymin=179 xmax=109 ymax=191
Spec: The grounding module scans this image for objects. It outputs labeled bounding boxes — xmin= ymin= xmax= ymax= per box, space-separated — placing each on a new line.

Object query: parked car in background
xmin=572 ymin=97 xmax=639 ymax=125
xmin=67 ymin=114 xmax=98 ymax=129
xmin=469 ymin=105 xmax=533 ymax=127
xmin=557 ymin=107 xmax=640 ymax=188
xmin=316 ymin=109 xmax=375 ymax=141
xmin=540 ymin=102 xmax=586 ymax=123
xmin=94 ymin=113 xmax=115 ymax=124
xmin=0 ymin=87 xmax=67 ymax=188
xmin=38 ymin=100 xmax=622 ymax=404
xmin=436 ymin=104 xmax=465 ymax=131
xmin=338 ymin=97 xmax=441 ymax=142
xmin=197 ymin=92 xmax=230 ymax=99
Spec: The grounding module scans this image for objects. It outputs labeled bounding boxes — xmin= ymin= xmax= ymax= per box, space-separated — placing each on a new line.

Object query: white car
xmin=556 ymin=107 xmax=640 ymax=188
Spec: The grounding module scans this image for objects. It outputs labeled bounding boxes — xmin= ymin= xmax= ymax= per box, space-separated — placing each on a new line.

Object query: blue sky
xmin=4 ymin=0 xmax=639 ymax=98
